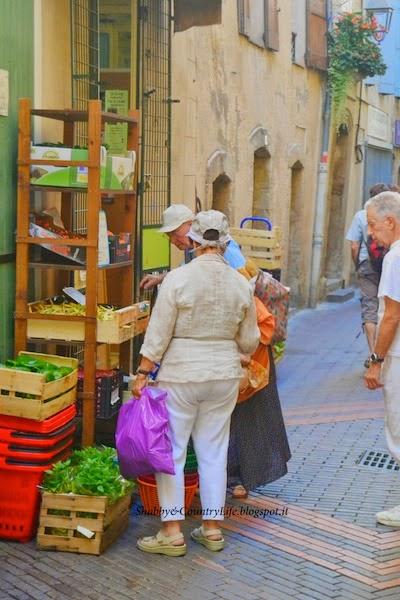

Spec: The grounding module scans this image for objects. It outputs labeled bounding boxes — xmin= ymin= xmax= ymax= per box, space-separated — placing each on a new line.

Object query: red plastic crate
xmin=0 ymin=404 xmax=76 ymax=433
xmin=0 ymin=436 xmax=73 ymax=461
xmin=0 ymin=421 xmax=76 ymax=448
xmin=0 ymin=449 xmax=72 ymax=542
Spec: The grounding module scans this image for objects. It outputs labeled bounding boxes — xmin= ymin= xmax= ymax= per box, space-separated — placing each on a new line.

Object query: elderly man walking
xmin=364 ymin=191 xmax=400 ymax=525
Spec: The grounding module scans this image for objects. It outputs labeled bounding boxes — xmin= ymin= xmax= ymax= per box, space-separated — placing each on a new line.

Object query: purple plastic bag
xmin=115 ymin=386 xmax=175 ymax=478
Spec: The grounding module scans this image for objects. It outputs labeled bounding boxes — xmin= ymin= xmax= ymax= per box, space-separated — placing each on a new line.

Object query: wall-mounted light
xmin=365 ymin=0 xmax=394 ymax=42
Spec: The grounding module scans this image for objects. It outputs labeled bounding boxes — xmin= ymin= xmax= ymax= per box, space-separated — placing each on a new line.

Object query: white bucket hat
xmin=187 ymin=210 xmax=230 ymax=247
xmin=158 ymin=204 xmax=195 ymax=233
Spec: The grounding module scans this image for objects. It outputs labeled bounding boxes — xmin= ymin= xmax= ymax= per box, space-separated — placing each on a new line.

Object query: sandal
xmin=191 ymin=525 xmax=224 ymax=552
xmin=231 ymin=484 xmax=248 ymax=499
xmin=137 ymin=530 xmax=186 ymax=556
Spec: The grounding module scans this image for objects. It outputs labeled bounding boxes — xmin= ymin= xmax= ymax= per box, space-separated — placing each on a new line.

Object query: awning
xmin=174 ymin=0 xmax=222 ymax=32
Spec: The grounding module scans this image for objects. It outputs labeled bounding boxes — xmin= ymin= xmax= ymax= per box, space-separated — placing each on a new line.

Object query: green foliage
xmin=328 ymin=13 xmax=387 ymax=127
xmin=42 ymin=446 xmax=134 ymax=503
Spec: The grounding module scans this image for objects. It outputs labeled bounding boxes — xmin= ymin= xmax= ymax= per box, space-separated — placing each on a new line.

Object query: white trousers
xmin=155 ymin=379 xmax=239 ymax=522
xmin=383 ymin=356 xmax=400 ymax=464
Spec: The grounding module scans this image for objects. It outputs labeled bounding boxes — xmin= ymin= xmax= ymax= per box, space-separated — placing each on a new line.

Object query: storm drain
xmin=357 ymin=450 xmax=400 ymax=471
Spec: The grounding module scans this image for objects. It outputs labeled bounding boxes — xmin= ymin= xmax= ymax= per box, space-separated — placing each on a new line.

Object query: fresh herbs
xmin=42 ymin=446 xmax=134 ymax=503
xmin=3 ymin=355 xmax=74 ymax=382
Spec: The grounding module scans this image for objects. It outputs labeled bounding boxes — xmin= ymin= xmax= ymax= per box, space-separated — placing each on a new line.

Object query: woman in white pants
xmin=133 ymin=210 xmax=260 ymax=556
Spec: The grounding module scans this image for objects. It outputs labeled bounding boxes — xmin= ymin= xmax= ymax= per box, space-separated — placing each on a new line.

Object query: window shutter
xmin=174 ymin=0 xmax=222 ymax=33
xmin=264 ymin=0 xmax=279 ymax=51
xmin=237 ymin=0 xmax=251 ymax=37
xmin=305 ymin=0 xmax=327 ymax=71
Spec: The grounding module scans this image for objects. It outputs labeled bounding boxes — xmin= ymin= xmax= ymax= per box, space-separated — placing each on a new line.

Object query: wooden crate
xmin=28 ymin=301 xmax=150 ymax=344
xmin=230 ymin=226 xmax=283 ymax=270
xmin=0 ymin=352 xmax=78 ymax=421
xmin=37 ymin=490 xmax=132 ymax=555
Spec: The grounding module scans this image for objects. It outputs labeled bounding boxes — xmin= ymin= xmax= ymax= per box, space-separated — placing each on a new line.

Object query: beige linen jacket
xmin=140 ymin=254 xmax=260 ymax=383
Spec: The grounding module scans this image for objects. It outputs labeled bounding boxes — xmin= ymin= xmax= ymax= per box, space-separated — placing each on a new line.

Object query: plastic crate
xmin=77 ymin=369 xmax=123 ymax=419
xmin=0 ymin=436 xmax=74 ymax=461
xmin=0 ymin=404 xmax=76 ymax=433
xmin=0 ymin=421 xmax=76 ymax=448
xmin=184 ymin=444 xmax=198 ymax=473
xmin=0 ymin=448 xmax=72 ymax=542
xmin=137 ymin=473 xmax=198 ymax=515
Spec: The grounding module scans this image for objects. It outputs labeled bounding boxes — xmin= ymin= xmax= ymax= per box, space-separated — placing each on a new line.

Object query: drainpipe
xmin=309 ymin=0 xmax=333 ymax=307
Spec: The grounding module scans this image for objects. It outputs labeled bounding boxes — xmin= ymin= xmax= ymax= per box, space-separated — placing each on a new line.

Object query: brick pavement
xmin=2 ymin=296 xmax=400 ymax=599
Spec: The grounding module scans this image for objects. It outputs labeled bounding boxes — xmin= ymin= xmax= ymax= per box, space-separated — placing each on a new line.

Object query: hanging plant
xmin=328 ymin=13 xmax=387 ymax=127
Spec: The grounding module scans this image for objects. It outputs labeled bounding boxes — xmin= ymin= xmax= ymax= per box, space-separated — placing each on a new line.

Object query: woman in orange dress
xmin=228 ymin=274 xmax=291 ymax=499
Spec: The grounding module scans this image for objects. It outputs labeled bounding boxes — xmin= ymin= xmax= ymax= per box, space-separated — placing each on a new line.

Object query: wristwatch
xmin=369 ymin=353 xmax=384 ymax=364
xmin=136 ymin=368 xmax=151 ymax=376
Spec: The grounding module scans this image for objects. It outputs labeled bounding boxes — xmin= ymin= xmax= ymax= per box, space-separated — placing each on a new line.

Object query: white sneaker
xmin=376 ymin=505 xmax=400 ymax=526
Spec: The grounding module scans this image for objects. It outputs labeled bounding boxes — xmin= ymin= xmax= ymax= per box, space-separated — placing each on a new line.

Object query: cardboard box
xmin=30 ymin=145 xmax=136 ymax=191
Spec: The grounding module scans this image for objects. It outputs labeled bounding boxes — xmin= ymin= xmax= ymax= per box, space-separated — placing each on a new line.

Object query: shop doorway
xmin=212 ymin=174 xmax=232 ymax=218
xmin=252 ymin=148 xmax=271 ymax=226
xmin=325 ymin=123 xmax=351 ymax=281
xmin=287 ymin=161 xmax=304 ymax=306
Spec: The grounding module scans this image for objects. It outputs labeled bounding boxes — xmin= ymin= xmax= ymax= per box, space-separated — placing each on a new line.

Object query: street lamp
xmin=365 ymin=0 xmax=394 ymax=42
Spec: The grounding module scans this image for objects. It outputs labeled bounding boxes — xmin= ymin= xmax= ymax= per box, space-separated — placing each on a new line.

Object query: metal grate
xmin=357 ymin=450 xmax=400 ymax=471
xmin=70 ymin=0 xmax=100 ymax=362
xmin=138 ymin=0 xmax=171 ymax=227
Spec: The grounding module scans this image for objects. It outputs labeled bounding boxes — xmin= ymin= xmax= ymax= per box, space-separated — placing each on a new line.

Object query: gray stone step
xmin=326 ymin=287 xmax=355 ymax=303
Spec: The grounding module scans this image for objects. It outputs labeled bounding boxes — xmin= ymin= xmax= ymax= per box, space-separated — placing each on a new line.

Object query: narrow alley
xmin=2 ymin=297 xmax=400 ymax=600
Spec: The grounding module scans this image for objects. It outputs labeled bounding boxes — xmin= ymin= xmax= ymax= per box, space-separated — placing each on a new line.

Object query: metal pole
xmin=309 ymin=0 xmax=333 ymax=307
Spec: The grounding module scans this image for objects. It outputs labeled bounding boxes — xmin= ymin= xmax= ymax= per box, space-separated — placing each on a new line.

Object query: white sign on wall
xmin=367 ymin=106 xmax=390 ymax=142
xmin=0 ymin=70 xmax=9 ymax=117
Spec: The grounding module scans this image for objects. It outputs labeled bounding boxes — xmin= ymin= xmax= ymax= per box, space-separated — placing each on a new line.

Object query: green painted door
xmin=0 ymin=1 xmax=33 ymax=360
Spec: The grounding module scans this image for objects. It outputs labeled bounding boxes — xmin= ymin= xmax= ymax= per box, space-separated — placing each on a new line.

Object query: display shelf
xmin=29 ymin=185 xmax=136 ymax=196
xmin=28 ymin=261 xmax=132 ymax=271
xmin=15 ymin=98 xmax=140 ymax=447
xmin=31 ymin=108 xmax=138 ymax=125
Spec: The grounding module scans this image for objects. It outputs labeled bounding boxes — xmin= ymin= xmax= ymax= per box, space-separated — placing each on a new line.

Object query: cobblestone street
xmin=2 ymin=296 xmax=400 ymax=600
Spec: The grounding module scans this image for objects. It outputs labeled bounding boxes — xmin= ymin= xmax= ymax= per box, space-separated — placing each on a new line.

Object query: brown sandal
xmin=231 ymin=484 xmax=248 ymax=499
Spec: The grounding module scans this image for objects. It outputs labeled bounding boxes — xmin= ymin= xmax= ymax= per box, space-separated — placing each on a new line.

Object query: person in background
xmin=140 ymin=204 xmax=245 ymax=290
xmin=228 ymin=262 xmax=291 ymax=499
xmin=346 ymin=183 xmax=390 ymax=367
xmin=363 ymin=192 xmax=400 ymax=526
xmin=133 ymin=210 xmax=260 ymax=556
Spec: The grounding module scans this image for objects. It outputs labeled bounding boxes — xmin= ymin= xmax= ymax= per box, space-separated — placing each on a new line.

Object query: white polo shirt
xmin=378 ymin=239 xmax=400 ymax=356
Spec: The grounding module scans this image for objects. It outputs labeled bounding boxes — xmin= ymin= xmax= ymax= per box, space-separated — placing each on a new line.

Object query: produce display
xmin=30 ymin=298 xmax=118 ymax=321
xmin=1 ymin=355 xmax=74 ymax=382
xmin=31 ymin=213 xmax=85 ymax=241
xmin=42 ymin=446 xmax=134 ymax=501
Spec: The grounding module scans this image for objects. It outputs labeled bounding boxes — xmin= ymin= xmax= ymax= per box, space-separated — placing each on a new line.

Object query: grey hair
xmin=365 ymin=191 xmax=400 ymax=221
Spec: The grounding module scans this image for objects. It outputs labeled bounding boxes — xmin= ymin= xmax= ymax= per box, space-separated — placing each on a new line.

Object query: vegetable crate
xmin=37 ymin=490 xmax=132 ymax=555
xmin=230 ymin=225 xmax=283 ymax=271
xmin=0 ymin=352 xmax=78 ymax=421
xmin=27 ymin=301 xmax=150 ymax=344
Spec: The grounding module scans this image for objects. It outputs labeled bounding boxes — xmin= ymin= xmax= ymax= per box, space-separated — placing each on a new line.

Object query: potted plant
xmin=328 ymin=12 xmax=387 ymax=126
